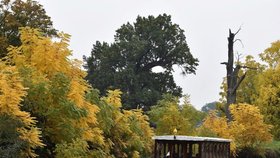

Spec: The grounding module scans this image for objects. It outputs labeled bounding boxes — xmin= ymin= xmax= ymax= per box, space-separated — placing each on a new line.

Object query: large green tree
xmin=84 ymin=14 xmax=198 ymax=109
xmin=0 ymin=0 xmax=57 ymax=58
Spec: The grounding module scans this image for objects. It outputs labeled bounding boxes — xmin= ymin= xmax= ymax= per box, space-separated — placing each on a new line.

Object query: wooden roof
xmin=153 ymin=135 xmax=231 ymax=142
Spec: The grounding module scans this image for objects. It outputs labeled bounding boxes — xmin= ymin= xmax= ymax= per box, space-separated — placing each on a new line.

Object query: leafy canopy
xmin=0 ymin=62 xmax=44 ymax=157
xmin=149 ymin=94 xmax=204 ymax=135
xmin=219 ymin=40 xmax=280 ymax=140
xmin=97 ymin=90 xmax=130 ymax=157
xmin=256 ymin=40 xmax=280 ymax=139
xmin=0 ymin=0 xmax=57 ymax=58
xmin=3 ymin=27 xmax=104 ymax=157
xmin=199 ymin=103 xmax=272 ymax=155
xmin=86 ymin=89 xmax=154 ymax=158
xmin=84 ymin=14 xmax=198 ymax=109
xmin=1 ymin=27 xmax=155 ymax=158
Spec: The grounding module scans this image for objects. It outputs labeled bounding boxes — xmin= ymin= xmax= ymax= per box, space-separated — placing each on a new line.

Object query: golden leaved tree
xmin=149 ymin=94 xmax=204 ymax=135
xmin=199 ymin=103 xmax=272 ymax=155
xmin=0 ymin=63 xmax=44 ymax=157
xmin=219 ymin=40 xmax=280 ymax=140
xmin=1 ymin=27 xmax=154 ymax=157
xmin=86 ymin=89 xmax=154 ymax=158
xmin=3 ymin=27 xmax=104 ymax=157
xmin=256 ymin=40 xmax=280 ymax=139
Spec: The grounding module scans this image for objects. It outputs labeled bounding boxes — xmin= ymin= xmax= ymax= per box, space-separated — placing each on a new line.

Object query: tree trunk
xmin=223 ymin=29 xmax=246 ymax=121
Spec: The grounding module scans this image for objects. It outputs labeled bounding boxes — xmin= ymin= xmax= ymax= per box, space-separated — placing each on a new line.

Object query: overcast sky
xmin=39 ymin=0 xmax=280 ymax=109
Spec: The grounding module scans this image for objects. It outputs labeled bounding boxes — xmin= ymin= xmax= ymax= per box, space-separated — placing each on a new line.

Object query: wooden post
xmin=163 ymin=142 xmax=166 ymax=157
xmin=199 ymin=142 xmax=203 ymax=158
xmin=154 ymin=141 xmax=157 ymax=158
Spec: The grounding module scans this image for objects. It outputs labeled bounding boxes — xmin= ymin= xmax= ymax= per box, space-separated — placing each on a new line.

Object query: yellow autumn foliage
xmin=201 ymin=110 xmax=237 ymax=153
xmin=3 ymin=27 xmax=104 ymax=156
xmin=0 ymin=63 xmax=44 ymax=157
xmin=260 ymin=40 xmax=280 ymax=68
xmin=230 ymin=104 xmax=272 ymax=148
xmin=1 ymin=27 xmax=154 ymax=157
xmin=97 ymin=89 xmax=154 ymax=157
xmin=200 ymin=103 xmax=272 ymax=155
xmin=148 ymin=94 xmax=198 ymax=135
xmin=104 ymin=89 xmax=122 ymax=108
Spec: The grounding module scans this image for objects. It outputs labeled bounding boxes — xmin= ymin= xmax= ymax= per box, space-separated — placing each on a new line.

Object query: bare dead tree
xmin=221 ymin=28 xmax=247 ymax=121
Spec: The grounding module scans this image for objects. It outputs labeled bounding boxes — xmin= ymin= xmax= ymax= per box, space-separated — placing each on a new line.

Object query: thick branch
xmin=221 ymin=62 xmax=228 ymax=65
xmin=233 ymin=65 xmax=241 ymax=76
xmin=233 ymin=72 xmax=247 ymax=92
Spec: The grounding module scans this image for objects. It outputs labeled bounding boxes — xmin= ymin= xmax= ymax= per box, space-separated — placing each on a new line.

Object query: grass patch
xmin=262 ymin=141 xmax=280 ymax=150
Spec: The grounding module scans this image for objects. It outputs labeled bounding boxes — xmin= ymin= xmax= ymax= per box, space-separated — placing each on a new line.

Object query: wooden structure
xmin=153 ymin=135 xmax=231 ymax=158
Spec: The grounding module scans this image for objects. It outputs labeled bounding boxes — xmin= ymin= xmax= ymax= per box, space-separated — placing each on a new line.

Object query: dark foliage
xmin=84 ymin=14 xmax=198 ymax=109
xmin=0 ymin=0 xmax=57 ymax=58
